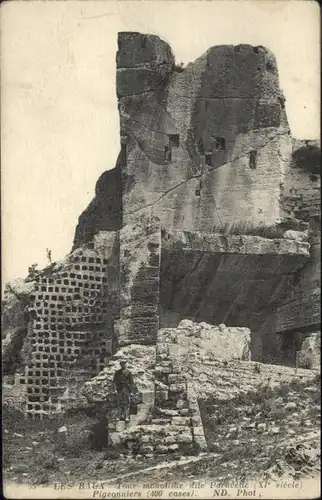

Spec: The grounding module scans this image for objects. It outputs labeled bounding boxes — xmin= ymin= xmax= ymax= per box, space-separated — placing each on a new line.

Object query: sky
xmin=1 ymin=0 xmax=320 ymax=286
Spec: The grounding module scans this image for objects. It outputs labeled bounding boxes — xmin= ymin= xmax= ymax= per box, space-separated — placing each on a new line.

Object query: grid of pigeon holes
xmin=282 ymin=186 xmax=321 ymax=221
xmin=23 ymin=252 xmax=112 ymax=419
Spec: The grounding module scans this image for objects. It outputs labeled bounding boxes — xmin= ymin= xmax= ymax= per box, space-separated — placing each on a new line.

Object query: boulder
xmin=158 ymin=320 xmax=251 ymax=362
xmin=284 ymin=230 xmax=308 ymax=242
xmin=298 ymin=332 xmax=321 ymax=370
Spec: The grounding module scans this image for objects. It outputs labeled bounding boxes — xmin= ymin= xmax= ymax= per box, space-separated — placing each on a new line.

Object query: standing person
xmin=113 ymin=361 xmax=134 ymax=422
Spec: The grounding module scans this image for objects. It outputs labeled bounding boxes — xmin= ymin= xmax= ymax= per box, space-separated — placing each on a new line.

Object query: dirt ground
xmin=3 ymin=374 xmax=321 ymax=487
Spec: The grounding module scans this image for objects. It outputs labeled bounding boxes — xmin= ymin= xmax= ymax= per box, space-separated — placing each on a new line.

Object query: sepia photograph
xmin=1 ymin=1 xmax=320 ymax=498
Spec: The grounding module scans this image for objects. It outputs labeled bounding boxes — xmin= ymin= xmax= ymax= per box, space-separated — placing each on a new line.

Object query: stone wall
xmin=155 ymin=320 xmax=252 ymax=450
xmin=275 ymin=240 xmax=320 ymax=334
xmin=82 ymin=343 xmax=156 ymax=404
xmin=107 ymin=326 xmax=207 ymax=456
xmin=116 ymin=216 xmax=161 ymax=346
xmin=281 ymin=148 xmax=320 ymax=222
xmin=108 ymin=321 xmax=317 ymax=457
xmin=182 ymin=357 xmax=318 ymax=401
xmin=20 ymin=231 xmax=119 ymax=418
xmin=143 ymin=328 xmax=206 ymax=454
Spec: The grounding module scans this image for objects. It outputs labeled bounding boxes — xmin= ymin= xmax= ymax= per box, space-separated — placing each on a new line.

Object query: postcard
xmin=2 ymin=1 xmax=320 ymax=499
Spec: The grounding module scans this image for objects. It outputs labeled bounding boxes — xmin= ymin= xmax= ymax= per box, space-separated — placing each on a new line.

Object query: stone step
xmin=151 ymin=418 xmax=172 ymax=425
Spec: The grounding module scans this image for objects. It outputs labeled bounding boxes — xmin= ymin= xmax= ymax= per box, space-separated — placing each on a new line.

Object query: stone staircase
xmin=108 ymin=391 xmax=155 ymax=445
xmin=106 ymin=330 xmax=207 ymax=456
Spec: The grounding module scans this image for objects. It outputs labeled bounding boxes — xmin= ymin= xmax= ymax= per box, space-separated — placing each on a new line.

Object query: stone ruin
xmin=2 ymin=33 xmax=320 ymax=451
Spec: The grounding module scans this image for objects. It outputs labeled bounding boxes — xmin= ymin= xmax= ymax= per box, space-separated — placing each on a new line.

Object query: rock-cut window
xmin=164 ymin=146 xmax=172 ymax=163
xmin=168 ymin=134 xmax=180 ymax=147
xmin=249 ymin=150 xmax=257 ymax=170
xmin=214 ymin=137 xmax=226 ymax=151
xmin=198 ymin=138 xmax=205 ymax=156
xmin=205 ymin=151 xmax=212 ymax=167
xmin=195 ymin=180 xmax=202 ymax=197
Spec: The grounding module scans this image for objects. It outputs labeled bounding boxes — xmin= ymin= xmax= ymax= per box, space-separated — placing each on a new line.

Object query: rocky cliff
xmin=74 ymin=32 xmax=293 ymax=245
xmin=2 ymin=33 xmax=320 ymax=421
xmin=73 ymin=161 xmax=122 ymax=249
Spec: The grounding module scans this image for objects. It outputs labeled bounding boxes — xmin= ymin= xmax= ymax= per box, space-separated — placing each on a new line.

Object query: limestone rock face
xmin=2 ymin=279 xmax=36 ymax=374
xmin=160 ymin=229 xmax=309 ymax=361
xmin=69 ymin=32 xmax=319 ymax=369
xmin=116 ymin=32 xmax=175 ymax=97
xmin=118 ymin=38 xmax=290 ymax=231
xmin=81 ymin=344 xmax=156 ymax=404
xmin=73 ymin=164 xmax=122 ymax=250
xmin=281 ymin=140 xmax=321 ymax=222
xmin=3 ymin=377 xmax=27 ymax=412
xmin=283 ymin=230 xmax=308 ymax=242
xmin=160 ymin=319 xmax=251 ymax=361
xmin=298 ymin=333 xmax=321 ymax=370
xmin=275 ymin=139 xmax=320 ymax=359
xmin=2 ymin=280 xmax=35 ymax=339
xmin=73 ymin=34 xmax=292 ymax=246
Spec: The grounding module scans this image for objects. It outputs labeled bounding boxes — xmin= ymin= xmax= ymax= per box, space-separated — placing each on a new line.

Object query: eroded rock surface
xmin=74 ymin=33 xmax=293 ymax=245
xmin=298 ymin=333 xmax=321 ymax=370
xmin=2 ymin=280 xmax=36 ymax=374
xmin=160 ymin=319 xmax=251 ymax=362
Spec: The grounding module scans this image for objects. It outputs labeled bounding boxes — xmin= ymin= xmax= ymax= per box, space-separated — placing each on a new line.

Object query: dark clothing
xmin=117 ymin=389 xmax=131 ymax=421
xmin=88 ymin=416 xmax=109 ymax=450
xmin=113 ymin=368 xmax=134 ymax=421
xmin=113 ymin=369 xmax=133 ymax=393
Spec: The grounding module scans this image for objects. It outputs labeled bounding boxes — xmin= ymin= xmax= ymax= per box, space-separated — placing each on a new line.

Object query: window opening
xmin=168 ymin=134 xmax=180 ymax=147
xmin=214 ymin=137 xmax=226 ymax=151
xmin=164 ymin=145 xmax=172 ymax=163
xmin=205 ymin=151 xmax=212 ymax=167
xmin=249 ymin=150 xmax=257 ymax=170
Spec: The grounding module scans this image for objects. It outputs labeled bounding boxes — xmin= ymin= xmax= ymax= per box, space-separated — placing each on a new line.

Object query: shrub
xmin=174 ymin=62 xmax=185 ymax=73
xmin=27 ymin=263 xmax=40 ymax=280
xmin=277 ymin=383 xmax=290 ymax=398
xmin=292 ymin=144 xmax=321 ymax=175
xmin=34 ymin=472 xmax=50 ymax=484
xmin=190 ymin=441 xmax=202 ymax=455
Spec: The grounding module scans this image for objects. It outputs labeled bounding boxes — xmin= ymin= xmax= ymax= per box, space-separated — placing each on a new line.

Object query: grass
xmin=199 ymin=375 xmax=320 ymax=451
xmin=3 ymin=374 xmax=320 ymax=485
xmin=2 ymin=406 xmax=168 ymax=485
xmin=292 ymin=144 xmax=320 ymax=175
